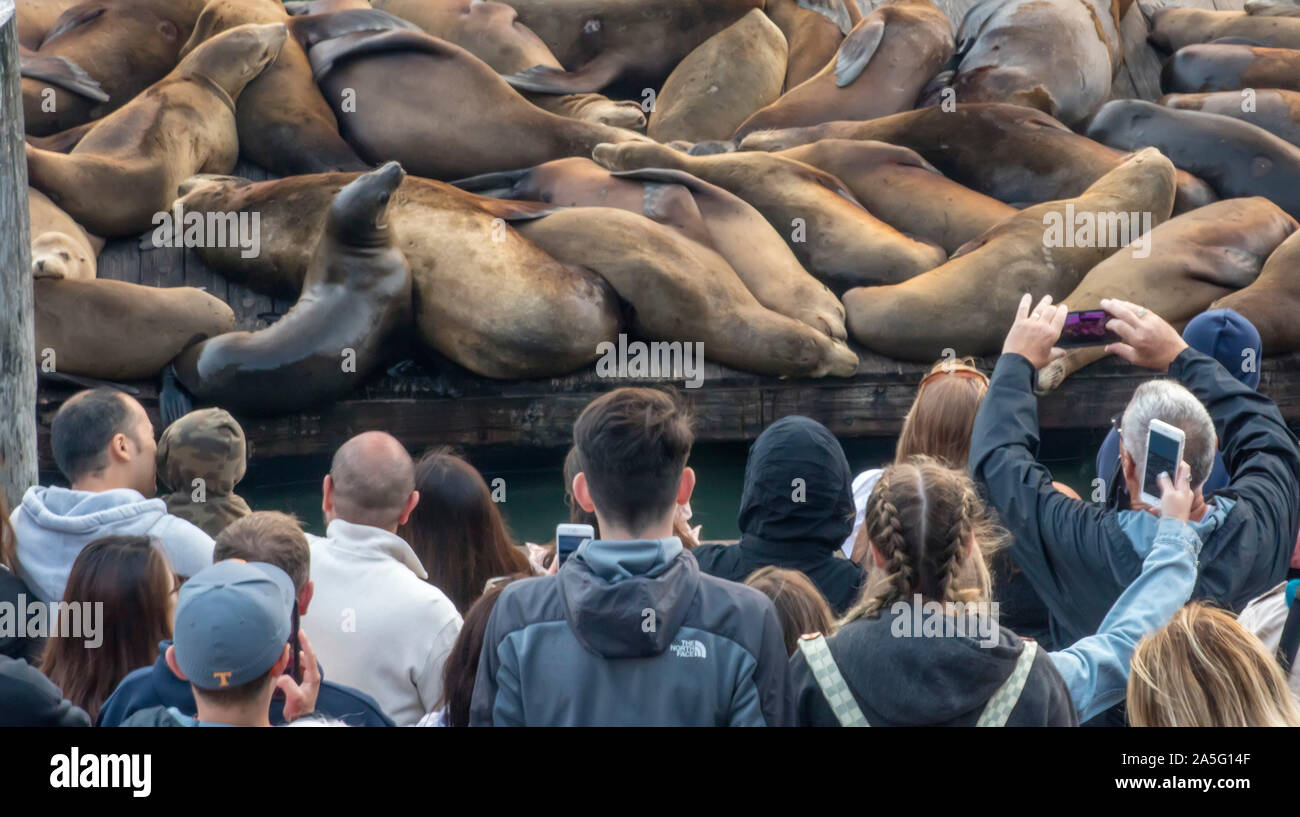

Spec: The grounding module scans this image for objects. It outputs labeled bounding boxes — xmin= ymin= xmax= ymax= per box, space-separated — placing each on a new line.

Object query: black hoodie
xmin=695 ymin=416 xmax=866 ymax=615
xmin=788 ymin=607 xmax=1077 ymax=726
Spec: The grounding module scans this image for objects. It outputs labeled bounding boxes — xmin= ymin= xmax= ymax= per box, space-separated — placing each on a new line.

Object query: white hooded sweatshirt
xmin=11 ymin=486 xmax=215 ymax=602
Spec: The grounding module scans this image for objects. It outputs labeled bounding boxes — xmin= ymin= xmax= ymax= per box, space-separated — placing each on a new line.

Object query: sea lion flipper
xmin=835 ymin=18 xmax=886 ymax=88
xmin=449 ymin=168 xmax=532 ymax=197
xmin=798 ymin=0 xmax=854 ymax=36
xmin=19 ymin=54 xmax=109 ymax=102
xmin=955 ymin=0 xmax=1001 ymax=57
xmin=476 ymin=199 xmax=562 ymax=222
xmin=1209 ymin=36 xmax=1269 ymax=46
xmin=501 ymin=54 xmax=623 ymax=95
xmin=290 ymin=7 xmax=417 ymax=52
xmin=42 ymin=4 xmax=106 ymax=45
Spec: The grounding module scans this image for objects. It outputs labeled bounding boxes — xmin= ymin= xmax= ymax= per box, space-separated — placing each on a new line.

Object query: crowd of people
xmin=3 ymin=297 xmax=1300 ymax=727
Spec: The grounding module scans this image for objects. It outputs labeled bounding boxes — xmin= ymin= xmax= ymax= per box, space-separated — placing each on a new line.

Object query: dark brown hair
xmin=744 ymin=566 xmax=835 ymax=655
xmin=40 ymin=535 xmax=175 ymax=719
xmin=398 ymin=448 xmax=530 ymax=614
xmin=573 ymin=387 xmax=693 ymax=533
xmin=439 ymin=575 xmax=527 ymax=727
xmin=896 ymin=359 xmax=989 ymax=469
xmin=215 ymin=511 xmax=310 ymax=593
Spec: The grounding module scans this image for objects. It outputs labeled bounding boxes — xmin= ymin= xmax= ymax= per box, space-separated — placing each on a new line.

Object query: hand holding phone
xmin=1157 ymin=461 xmax=1194 ymax=523
xmin=1057 ymin=310 xmax=1122 ymax=348
xmin=1139 ymin=419 xmax=1186 ymax=507
xmin=555 ymin=523 xmax=595 ymax=568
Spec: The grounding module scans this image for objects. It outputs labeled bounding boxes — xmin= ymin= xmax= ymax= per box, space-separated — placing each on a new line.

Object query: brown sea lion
xmin=34 ymin=278 xmax=235 ymax=380
xmin=495 ymin=0 xmax=763 ymax=91
xmin=173 ymin=163 xmax=412 ymax=416
xmin=1146 ymin=3 xmax=1300 ymax=53
xmin=765 ymin=0 xmax=851 ymax=90
xmin=171 ymin=172 xmax=621 ymax=379
xmin=772 ymin=139 xmax=1016 ymax=255
xmin=739 ymin=103 xmax=1218 ymax=214
xmin=21 ymin=0 xmax=210 ymax=135
xmin=923 ymin=0 xmax=1118 ymax=127
xmin=1087 ymin=100 xmax=1300 ymax=220
xmin=453 ymin=158 xmax=848 ymax=340
xmin=734 ymin=0 xmax=953 ymax=140
xmin=1212 ymin=226 xmax=1300 ymax=353
xmin=1037 ymin=197 xmax=1298 ymax=391
xmin=177 ymin=0 xmax=369 ymax=175
xmin=648 ymin=9 xmax=787 ymax=144
xmin=25 ymin=22 xmax=286 ymax=238
xmin=355 ymin=0 xmax=645 ymax=129
xmin=841 ymin=148 xmax=1178 ymax=361
xmin=1162 ymin=89 xmax=1300 ymax=147
xmin=15 ymin=0 xmax=87 ymax=49
xmin=28 ymin=187 xmax=102 ymax=280
xmin=512 ymin=207 xmax=859 ymax=378
xmin=591 ymin=140 xmax=946 ymax=292
xmin=1163 ymin=43 xmax=1300 ymax=94
xmin=295 ymin=20 xmax=649 ymax=180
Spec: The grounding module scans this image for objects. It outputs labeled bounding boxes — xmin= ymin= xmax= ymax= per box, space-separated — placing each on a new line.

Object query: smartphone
xmin=287 ymin=600 xmax=301 ymax=685
xmin=556 ymin=523 xmax=595 ymax=568
xmin=1139 ymin=419 xmax=1186 ymax=506
xmin=1057 ymin=310 xmax=1122 ymax=348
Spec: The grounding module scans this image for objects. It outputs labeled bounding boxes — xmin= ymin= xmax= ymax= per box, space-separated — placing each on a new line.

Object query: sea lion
xmin=177 ymin=0 xmax=369 ymax=175
xmin=1087 ymin=100 xmax=1300 ymax=220
xmin=772 ymin=139 xmax=1017 ymax=255
xmin=512 ymin=207 xmax=859 ymax=378
xmin=495 ymin=0 xmax=763 ymax=91
xmin=1212 ymin=225 xmax=1300 ymax=353
xmin=734 ymin=0 xmax=953 ymax=140
xmin=173 ymin=163 xmax=412 ymax=416
xmin=841 ymin=148 xmax=1178 ymax=361
xmin=765 ymin=0 xmax=850 ymax=90
xmin=28 ymin=187 xmax=102 ymax=280
xmin=296 ymin=20 xmax=650 ymax=180
xmin=1036 ymin=197 xmax=1298 ymax=391
xmin=453 ymin=158 xmax=848 ymax=340
xmin=591 ymin=140 xmax=946 ymax=292
xmin=34 ymin=278 xmax=236 ymax=380
xmin=21 ymin=0 xmax=210 ymax=135
xmin=1162 ymin=89 xmax=1300 ymax=147
xmin=25 ymin=22 xmax=287 ymax=238
xmin=1162 ymin=43 xmax=1300 ymax=94
xmin=171 ymin=172 xmax=622 ymax=379
xmin=1146 ymin=3 xmax=1300 ymax=53
xmin=925 ymin=0 xmax=1119 ymax=127
xmin=739 ymin=103 xmax=1218 ymax=214
xmin=648 ymin=9 xmax=787 ymax=144
xmin=16 ymin=0 xmax=88 ymax=49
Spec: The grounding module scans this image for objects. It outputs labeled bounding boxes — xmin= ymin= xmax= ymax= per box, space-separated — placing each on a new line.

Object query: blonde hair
xmin=744 ymin=566 xmax=836 ymax=655
xmin=1128 ymin=603 xmax=1300 ymax=727
xmin=896 ymin=358 xmax=989 ymax=469
xmin=841 ymin=457 xmax=1005 ymax=625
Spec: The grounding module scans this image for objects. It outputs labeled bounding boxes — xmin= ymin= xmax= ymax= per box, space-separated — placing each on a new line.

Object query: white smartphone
xmin=1139 ymin=419 xmax=1186 ymax=506
xmin=555 ymin=523 xmax=595 ymax=568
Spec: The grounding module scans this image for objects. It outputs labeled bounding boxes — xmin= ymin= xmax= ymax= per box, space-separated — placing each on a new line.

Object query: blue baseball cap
xmin=173 ymin=559 xmax=295 ymax=691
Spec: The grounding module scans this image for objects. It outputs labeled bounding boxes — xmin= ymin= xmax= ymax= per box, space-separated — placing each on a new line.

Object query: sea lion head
xmin=327 ymin=161 xmax=405 ymax=247
xmin=182 ymin=21 xmax=288 ymax=98
xmin=31 ymin=232 xmax=95 ymax=280
xmin=180 ymin=0 xmax=282 ymax=58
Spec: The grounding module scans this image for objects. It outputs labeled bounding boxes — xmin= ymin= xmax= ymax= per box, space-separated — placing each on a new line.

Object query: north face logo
xmin=669 ymin=639 xmax=707 ymax=658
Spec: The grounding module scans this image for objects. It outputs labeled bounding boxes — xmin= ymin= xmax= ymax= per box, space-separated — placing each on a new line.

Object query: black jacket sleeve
xmin=968 ymin=353 xmax=1138 ymax=644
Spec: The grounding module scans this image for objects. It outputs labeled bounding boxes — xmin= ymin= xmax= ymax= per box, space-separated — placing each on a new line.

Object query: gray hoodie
xmin=11 ymin=486 xmax=214 ymax=602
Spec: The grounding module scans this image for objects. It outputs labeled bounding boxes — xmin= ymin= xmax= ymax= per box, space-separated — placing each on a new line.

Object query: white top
xmin=301 ymin=519 xmax=462 ymax=726
xmin=840 ymin=469 xmax=884 ymax=559
xmin=1238 ymin=582 xmax=1300 ymax=699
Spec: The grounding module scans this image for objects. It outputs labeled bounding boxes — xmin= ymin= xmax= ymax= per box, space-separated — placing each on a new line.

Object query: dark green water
xmin=241 ymin=430 xmax=1112 ymax=543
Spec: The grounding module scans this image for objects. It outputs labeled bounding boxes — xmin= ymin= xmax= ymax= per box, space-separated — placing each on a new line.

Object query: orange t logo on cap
xmin=213 ymin=671 xmax=233 ymax=687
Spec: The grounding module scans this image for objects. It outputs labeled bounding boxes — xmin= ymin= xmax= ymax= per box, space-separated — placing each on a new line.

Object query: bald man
xmin=11 ymin=388 xmax=213 ymax=603
xmin=300 ymin=432 xmax=462 ymax=725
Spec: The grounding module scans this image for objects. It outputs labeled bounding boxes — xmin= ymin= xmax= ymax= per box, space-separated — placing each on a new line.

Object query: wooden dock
xmin=42 ymin=0 xmax=1274 ymax=466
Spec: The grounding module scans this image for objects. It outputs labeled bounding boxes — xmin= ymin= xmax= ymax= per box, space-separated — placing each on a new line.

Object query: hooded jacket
xmin=0 ymin=655 xmax=90 ymax=727
xmin=97 ymin=639 xmax=394 ymax=727
xmin=11 ymin=486 xmax=214 ymax=603
xmin=788 ymin=606 xmax=1076 ymax=727
xmin=156 ymin=408 xmax=252 ymax=538
xmin=470 ymin=537 xmax=790 ymax=726
xmin=694 ymin=416 xmax=866 ymax=615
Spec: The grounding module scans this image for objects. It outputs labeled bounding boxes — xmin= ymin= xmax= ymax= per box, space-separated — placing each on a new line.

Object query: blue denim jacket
xmin=1048 ymin=516 xmax=1203 ymax=722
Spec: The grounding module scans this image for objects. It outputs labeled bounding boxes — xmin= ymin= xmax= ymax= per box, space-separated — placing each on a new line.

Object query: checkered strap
xmin=975 ymin=640 xmax=1038 ymax=727
xmin=797 ymin=633 xmax=869 ymax=727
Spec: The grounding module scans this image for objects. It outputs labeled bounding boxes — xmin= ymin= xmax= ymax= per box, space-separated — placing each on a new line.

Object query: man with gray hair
xmin=299 ymin=432 xmax=462 ymax=725
xmin=971 ymin=296 xmax=1300 ymax=664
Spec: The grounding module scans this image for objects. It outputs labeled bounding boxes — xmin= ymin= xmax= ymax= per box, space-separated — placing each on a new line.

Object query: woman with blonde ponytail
xmin=788 ymin=456 xmax=1204 ymax=726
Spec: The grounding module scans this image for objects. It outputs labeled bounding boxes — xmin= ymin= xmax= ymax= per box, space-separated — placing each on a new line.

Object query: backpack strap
xmin=797 ymin=633 xmax=869 ymax=727
xmin=976 ymin=640 xmax=1038 ymax=727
